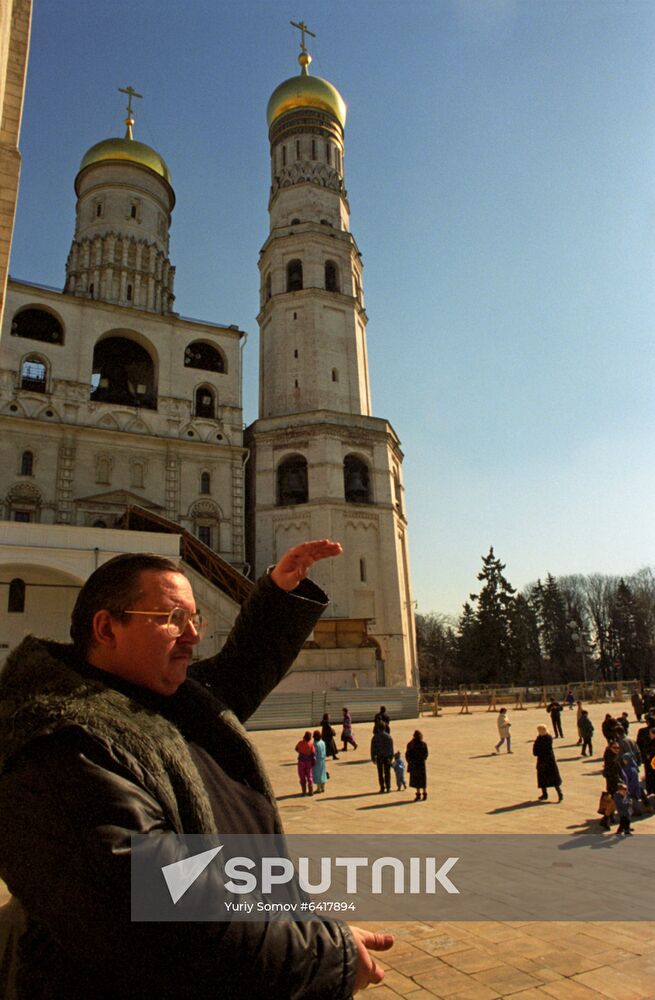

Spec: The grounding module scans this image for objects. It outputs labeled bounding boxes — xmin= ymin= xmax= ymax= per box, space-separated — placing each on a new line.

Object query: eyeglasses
xmin=123 ymin=607 xmax=208 ymax=638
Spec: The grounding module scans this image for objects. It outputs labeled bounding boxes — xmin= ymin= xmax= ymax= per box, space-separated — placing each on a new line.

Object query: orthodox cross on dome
xmin=118 ymin=85 xmax=143 ymax=140
xmin=290 ymin=19 xmax=316 ymax=74
xmin=290 ymin=19 xmax=315 ymax=54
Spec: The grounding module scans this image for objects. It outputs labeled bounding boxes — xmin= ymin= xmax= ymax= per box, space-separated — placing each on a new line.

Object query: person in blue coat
xmin=312 ymin=729 xmax=327 ymax=792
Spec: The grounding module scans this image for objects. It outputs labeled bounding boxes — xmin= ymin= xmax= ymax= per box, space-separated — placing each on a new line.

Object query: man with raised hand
xmin=0 ymin=539 xmax=393 ymax=998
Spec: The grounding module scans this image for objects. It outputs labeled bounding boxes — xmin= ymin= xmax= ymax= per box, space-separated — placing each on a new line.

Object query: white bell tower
xmin=247 ymin=25 xmax=417 ymax=688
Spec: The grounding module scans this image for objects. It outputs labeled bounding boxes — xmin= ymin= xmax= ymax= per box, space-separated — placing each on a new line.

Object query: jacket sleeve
xmin=0 ymin=729 xmax=357 ymax=1000
xmin=190 ymin=572 xmax=328 ymax=722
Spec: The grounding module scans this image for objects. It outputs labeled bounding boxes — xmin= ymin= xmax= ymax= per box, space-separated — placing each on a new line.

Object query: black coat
xmin=0 ymin=574 xmax=357 ymax=1000
xmin=406 ymin=739 xmax=428 ymax=788
xmin=370 ymin=729 xmax=394 ymax=762
xmin=532 ymin=733 xmax=561 ymax=788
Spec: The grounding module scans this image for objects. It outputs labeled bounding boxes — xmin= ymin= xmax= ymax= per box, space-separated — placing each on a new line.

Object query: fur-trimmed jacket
xmin=0 ymin=573 xmax=357 ymax=999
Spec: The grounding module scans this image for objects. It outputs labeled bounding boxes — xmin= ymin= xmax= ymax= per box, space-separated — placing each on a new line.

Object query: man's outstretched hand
xmin=270 ymin=539 xmax=343 ymax=592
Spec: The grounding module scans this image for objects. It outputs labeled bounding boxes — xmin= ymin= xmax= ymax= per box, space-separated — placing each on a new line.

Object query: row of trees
xmin=416 ymin=547 xmax=655 ymax=689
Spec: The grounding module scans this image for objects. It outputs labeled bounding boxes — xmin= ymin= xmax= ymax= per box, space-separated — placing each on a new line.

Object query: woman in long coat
xmin=321 ymin=713 xmax=339 ymax=760
xmin=406 ymin=730 xmax=428 ymax=801
xmin=532 ymin=725 xmax=563 ymax=802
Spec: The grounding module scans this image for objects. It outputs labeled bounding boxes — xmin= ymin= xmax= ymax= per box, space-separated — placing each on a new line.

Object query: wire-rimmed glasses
xmin=123 ymin=607 xmax=208 ymax=638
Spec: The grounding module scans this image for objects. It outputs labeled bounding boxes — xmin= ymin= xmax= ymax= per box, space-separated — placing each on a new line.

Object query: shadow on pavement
xmin=487 ymin=800 xmax=546 ymax=814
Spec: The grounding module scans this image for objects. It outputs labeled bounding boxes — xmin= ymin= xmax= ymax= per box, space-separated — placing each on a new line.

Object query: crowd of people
xmin=491 ymin=693 xmax=655 ymax=832
xmin=293 ymin=706 xmax=428 ymax=801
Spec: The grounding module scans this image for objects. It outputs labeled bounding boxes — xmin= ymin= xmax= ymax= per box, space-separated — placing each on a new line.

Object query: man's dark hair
xmin=70 ymin=553 xmax=183 ymax=656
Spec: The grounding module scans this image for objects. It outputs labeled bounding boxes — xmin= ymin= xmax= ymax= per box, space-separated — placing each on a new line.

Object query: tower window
xmin=130 ymin=204 xmax=137 ymax=219
xmin=294 ymin=379 xmax=299 ymax=389
xmin=20 ymin=451 xmax=33 ymax=476
xmin=331 ymin=369 xmax=338 ymax=383
xmin=200 ymin=471 xmax=211 ymax=495
xmin=96 ymin=203 xmax=102 ymax=217
xmin=184 ymin=341 xmax=226 ymax=373
xmin=294 ymin=349 xmax=298 ymax=359
xmin=282 ymin=146 xmax=287 ymax=166
xmin=344 ymin=455 xmax=371 ymax=504
xmin=8 ymin=578 xmax=26 ymax=613
xmin=90 ymin=337 xmax=157 ymax=410
xmin=11 ymin=308 xmax=64 ymax=345
xmin=277 ymin=454 xmax=308 ymax=506
xmin=194 ymin=385 xmax=216 ymax=419
xmin=311 ymin=139 xmax=316 ymax=159
xmin=265 ymin=273 xmax=272 ymax=301
xmin=126 ymin=284 xmax=133 ymax=302
xmin=20 ymin=356 xmax=47 ymax=393
xmin=287 ymin=260 xmax=303 ymax=292
xmin=325 ymin=260 xmax=339 ymax=293
xmin=326 ymin=143 xmax=331 ymax=164
xmin=360 ymin=559 xmax=367 ymax=583
xmin=296 ymin=140 xmax=300 ymax=159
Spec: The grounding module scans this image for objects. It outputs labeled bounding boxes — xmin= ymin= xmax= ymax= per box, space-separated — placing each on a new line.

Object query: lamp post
xmin=568 ymin=620 xmax=588 ymax=689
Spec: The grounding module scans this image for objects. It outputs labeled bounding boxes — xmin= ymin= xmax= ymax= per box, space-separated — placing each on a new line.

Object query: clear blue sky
xmin=9 ymin=0 xmax=655 ymax=617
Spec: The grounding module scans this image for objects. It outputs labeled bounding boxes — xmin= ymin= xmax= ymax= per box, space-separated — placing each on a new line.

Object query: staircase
xmin=118 ymin=505 xmax=253 ymax=605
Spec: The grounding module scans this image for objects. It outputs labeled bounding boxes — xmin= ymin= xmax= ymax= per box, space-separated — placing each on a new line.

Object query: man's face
xmin=96 ymin=570 xmax=200 ymax=695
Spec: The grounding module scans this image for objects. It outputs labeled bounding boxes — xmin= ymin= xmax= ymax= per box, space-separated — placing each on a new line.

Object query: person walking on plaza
xmin=321 ymin=712 xmax=339 ymax=760
xmin=565 ymin=688 xmax=575 ymax=710
xmin=614 ymin=782 xmax=634 ymax=835
xmin=392 ymin=750 xmax=407 ymax=790
xmin=312 ymin=729 xmax=327 ymax=793
xmin=601 ymin=712 xmax=616 ymax=743
xmin=631 ymin=688 xmax=644 ymax=722
xmin=576 ymin=700 xmax=584 ymax=745
xmin=546 ymin=698 xmax=563 ymax=738
xmin=371 ymin=720 xmax=394 ymax=793
xmin=373 ymin=705 xmax=390 ymax=732
xmin=494 ymin=707 xmax=512 ymax=754
xmin=295 ymin=730 xmax=316 ymax=796
xmin=533 ymin=725 xmax=563 ymax=801
xmin=0 ymin=539 xmax=394 ymax=996
xmin=341 ymin=707 xmax=358 ymax=752
xmin=579 ymin=710 xmax=594 ymax=757
xmin=406 ymin=730 xmax=429 ymax=801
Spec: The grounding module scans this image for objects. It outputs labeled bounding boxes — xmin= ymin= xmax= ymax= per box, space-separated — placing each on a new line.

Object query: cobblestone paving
xmin=250 ymin=699 xmax=655 ymax=999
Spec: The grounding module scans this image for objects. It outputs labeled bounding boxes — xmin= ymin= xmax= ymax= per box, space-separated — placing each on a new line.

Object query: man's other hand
xmin=349 ymin=926 xmax=394 ymax=992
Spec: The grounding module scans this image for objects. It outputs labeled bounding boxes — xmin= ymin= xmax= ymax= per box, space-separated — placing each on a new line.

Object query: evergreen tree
xmin=456 ymin=601 xmax=482 ymax=683
xmin=509 ymin=593 xmax=542 ymax=684
xmin=533 ymin=574 xmax=576 ymax=681
xmin=469 ymin=547 xmax=516 ymax=684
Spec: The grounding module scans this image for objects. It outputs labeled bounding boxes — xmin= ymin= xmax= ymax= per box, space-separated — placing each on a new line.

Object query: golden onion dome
xmin=76 ymin=136 xmax=173 ymax=188
xmin=267 ymin=52 xmax=346 ymax=129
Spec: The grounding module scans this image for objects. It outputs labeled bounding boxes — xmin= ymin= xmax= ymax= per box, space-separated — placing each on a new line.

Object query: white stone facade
xmin=0 ymin=279 xmax=246 ymax=563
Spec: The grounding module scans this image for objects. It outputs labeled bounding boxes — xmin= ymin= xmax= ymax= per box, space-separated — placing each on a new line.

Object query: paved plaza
xmin=249 ymin=699 xmax=655 ymax=999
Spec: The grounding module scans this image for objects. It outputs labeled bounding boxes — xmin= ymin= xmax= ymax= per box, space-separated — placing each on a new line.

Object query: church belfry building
xmin=246 ymin=28 xmax=417 ymax=687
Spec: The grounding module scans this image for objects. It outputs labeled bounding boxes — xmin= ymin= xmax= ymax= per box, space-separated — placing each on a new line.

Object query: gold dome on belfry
xmin=267 ymin=50 xmax=347 ymax=129
xmin=77 ymin=136 xmax=173 ymax=189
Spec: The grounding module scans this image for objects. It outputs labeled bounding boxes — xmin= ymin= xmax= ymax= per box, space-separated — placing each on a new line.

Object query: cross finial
xmin=290 ymin=19 xmax=315 ymax=55
xmin=118 ymin=85 xmax=143 ymax=139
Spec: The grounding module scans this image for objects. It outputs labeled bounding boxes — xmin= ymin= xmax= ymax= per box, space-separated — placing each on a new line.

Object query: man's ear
xmin=91 ymin=610 xmax=119 ymax=648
